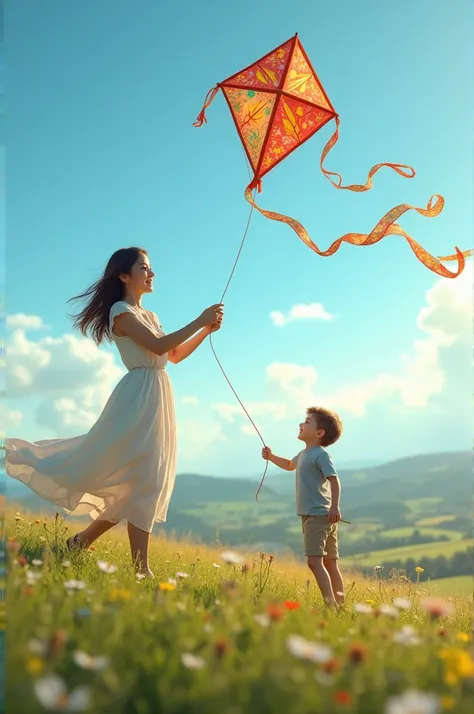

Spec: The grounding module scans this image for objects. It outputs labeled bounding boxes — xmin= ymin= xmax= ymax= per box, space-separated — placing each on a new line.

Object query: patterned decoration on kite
xmin=194 ymin=34 xmax=472 ymax=278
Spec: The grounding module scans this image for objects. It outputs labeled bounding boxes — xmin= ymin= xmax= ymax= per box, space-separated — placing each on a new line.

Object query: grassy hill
xmin=8 ymin=450 xmax=471 ymax=579
xmin=5 ymin=509 xmax=474 ymax=714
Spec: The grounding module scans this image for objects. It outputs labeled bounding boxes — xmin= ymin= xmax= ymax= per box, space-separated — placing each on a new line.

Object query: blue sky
xmin=6 ymin=0 xmax=472 ymax=477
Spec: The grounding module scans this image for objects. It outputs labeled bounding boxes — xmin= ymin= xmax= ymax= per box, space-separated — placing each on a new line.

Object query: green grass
xmin=405 ymin=497 xmax=444 ymax=514
xmin=182 ymin=501 xmax=292 ymax=528
xmin=341 ymin=538 xmax=472 ymax=568
xmin=418 ymin=515 xmax=457 ymax=527
xmin=380 ymin=527 xmax=464 ymax=541
xmin=430 ymin=576 xmax=473 ymax=598
xmin=5 ymin=510 xmax=474 ymax=714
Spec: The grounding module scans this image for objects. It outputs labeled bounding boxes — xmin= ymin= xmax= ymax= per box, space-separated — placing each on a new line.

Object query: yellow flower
xmin=26 ymin=657 xmax=43 ymax=675
xmin=456 ymin=632 xmax=471 ymax=643
xmin=109 ymin=588 xmax=133 ymax=602
xmin=415 ymin=566 xmax=424 ymax=573
xmin=439 ymin=648 xmax=474 ymax=683
xmin=159 ymin=582 xmax=176 ymax=592
xmin=444 ymin=671 xmax=459 ymax=686
xmin=365 ymin=599 xmax=376 ymax=606
xmin=441 ymin=696 xmax=456 ymax=710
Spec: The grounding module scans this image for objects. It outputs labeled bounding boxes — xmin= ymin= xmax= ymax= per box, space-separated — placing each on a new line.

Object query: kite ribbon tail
xmin=244 ymin=185 xmax=472 ymax=278
xmin=320 ymin=116 xmax=416 ymax=192
xmin=193 ymin=85 xmax=220 ymax=127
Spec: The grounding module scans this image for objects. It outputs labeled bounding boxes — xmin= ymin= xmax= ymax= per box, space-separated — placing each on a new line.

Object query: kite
xmin=194 ymin=33 xmax=471 ymax=278
xmin=193 ymin=34 xmax=472 ymax=499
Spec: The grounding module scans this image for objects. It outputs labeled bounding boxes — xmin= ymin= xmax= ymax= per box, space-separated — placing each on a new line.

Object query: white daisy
xmin=220 ymin=551 xmax=245 ymax=565
xmin=354 ymin=603 xmax=372 ymax=614
xmin=379 ymin=604 xmax=400 ymax=619
xmin=286 ymin=635 xmax=333 ymax=664
xmin=393 ymin=597 xmax=412 ymax=610
xmin=97 ymin=561 xmax=117 ymax=575
xmin=394 ymin=625 xmax=421 ymax=646
xmin=385 ymin=689 xmax=440 ymax=714
xmin=73 ymin=650 xmax=109 ymax=671
xmin=64 ymin=580 xmax=86 ymax=591
xmin=181 ymin=653 xmax=206 ymax=670
xmin=34 ymin=675 xmax=91 ymax=712
xmin=26 ymin=571 xmax=42 ymax=585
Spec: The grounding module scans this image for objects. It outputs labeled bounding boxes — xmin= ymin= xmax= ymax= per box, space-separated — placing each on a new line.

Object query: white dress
xmin=6 ymin=301 xmax=177 ymax=532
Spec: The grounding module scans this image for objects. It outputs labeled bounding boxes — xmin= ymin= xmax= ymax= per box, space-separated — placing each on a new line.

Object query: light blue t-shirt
xmin=292 ymin=446 xmax=338 ymax=516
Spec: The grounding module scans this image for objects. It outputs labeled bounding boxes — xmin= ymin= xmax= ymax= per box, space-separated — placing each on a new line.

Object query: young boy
xmin=262 ymin=406 xmax=344 ymax=609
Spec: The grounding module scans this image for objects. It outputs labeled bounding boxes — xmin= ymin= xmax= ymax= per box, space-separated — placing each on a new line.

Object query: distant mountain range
xmin=7 ymin=451 xmax=471 ymax=561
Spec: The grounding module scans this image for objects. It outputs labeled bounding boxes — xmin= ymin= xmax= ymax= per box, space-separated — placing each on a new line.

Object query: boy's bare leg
xmin=127 ymin=521 xmax=153 ymax=577
xmin=324 ymin=558 xmax=345 ymax=605
xmin=307 ymin=555 xmax=338 ymax=608
xmin=68 ymin=519 xmax=117 ymax=549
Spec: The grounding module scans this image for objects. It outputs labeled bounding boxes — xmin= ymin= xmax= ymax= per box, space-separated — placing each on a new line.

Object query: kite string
xmin=208 ymin=181 xmax=269 ymax=500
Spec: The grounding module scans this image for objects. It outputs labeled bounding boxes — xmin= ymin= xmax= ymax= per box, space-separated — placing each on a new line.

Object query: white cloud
xmin=215 ymin=264 xmax=473 ymax=423
xmin=213 ymin=400 xmax=287 ymax=423
xmin=3 ymin=410 xmax=24 ymax=430
xmin=176 ymin=418 xmax=226 ymax=464
xmin=7 ymin=314 xmax=45 ymax=330
xmin=7 ymin=315 xmax=125 ymax=434
xmin=270 ymin=303 xmax=334 ymax=327
xmin=181 ymin=395 xmax=199 ymax=407
xmin=241 ymin=424 xmax=256 ymax=436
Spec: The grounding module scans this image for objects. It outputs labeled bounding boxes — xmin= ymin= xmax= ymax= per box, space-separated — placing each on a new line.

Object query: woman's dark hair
xmin=69 ymin=247 xmax=148 ymax=345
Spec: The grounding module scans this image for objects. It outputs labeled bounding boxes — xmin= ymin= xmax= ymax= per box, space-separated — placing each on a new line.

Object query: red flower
xmin=267 ymin=603 xmax=284 ymax=621
xmin=334 ymin=690 xmax=352 ymax=705
xmin=213 ymin=637 xmax=229 ymax=659
xmin=323 ymin=657 xmax=341 ymax=674
xmin=283 ymin=601 xmax=300 ymax=611
xmin=347 ymin=642 xmax=368 ymax=665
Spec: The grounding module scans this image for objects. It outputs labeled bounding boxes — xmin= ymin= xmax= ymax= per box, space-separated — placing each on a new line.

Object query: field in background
xmin=5 ymin=509 xmax=474 ymax=714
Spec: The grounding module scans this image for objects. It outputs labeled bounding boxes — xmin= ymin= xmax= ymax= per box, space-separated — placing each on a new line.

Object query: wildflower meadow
xmin=5 ymin=510 xmax=474 ymax=713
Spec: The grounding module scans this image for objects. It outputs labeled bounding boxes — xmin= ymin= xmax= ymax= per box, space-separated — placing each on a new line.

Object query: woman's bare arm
xmin=113 ymin=304 xmax=222 ymax=357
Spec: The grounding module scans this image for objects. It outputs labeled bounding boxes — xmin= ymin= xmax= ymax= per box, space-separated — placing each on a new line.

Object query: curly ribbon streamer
xmin=244 ymin=187 xmax=471 ymax=279
xmin=320 ymin=116 xmax=417 ymax=192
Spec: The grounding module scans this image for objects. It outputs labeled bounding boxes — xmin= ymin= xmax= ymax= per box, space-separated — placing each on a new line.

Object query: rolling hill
xmin=6 ymin=450 xmax=471 ymax=576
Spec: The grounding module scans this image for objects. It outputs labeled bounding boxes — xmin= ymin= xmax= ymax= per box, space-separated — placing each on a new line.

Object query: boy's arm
xmin=271 ymin=455 xmax=296 ymax=471
xmin=262 ymin=447 xmax=296 ymax=471
xmin=328 ymin=476 xmax=341 ymax=519
xmin=317 ymin=451 xmax=342 ymax=523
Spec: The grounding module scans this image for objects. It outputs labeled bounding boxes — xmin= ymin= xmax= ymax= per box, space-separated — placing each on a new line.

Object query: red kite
xmin=195 ymin=34 xmax=471 ymax=278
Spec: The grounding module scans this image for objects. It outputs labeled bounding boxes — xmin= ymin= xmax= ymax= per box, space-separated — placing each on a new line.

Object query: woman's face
xmin=123 ymin=252 xmax=155 ymax=295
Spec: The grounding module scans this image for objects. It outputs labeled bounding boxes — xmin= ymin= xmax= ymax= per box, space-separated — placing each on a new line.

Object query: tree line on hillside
xmin=357 ymin=550 xmax=472 ymax=581
xmin=339 ymin=529 xmax=452 ymax=557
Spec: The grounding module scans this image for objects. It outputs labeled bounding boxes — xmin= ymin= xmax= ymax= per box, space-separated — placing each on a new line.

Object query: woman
xmin=6 ymin=247 xmax=223 ymax=577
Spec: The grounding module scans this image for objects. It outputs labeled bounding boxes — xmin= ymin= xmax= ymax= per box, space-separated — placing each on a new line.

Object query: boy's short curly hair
xmin=306 ymin=406 xmax=343 ymax=447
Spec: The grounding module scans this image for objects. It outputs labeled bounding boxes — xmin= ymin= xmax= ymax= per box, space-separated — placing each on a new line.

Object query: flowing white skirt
xmin=6 ymin=367 xmax=177 ymax=532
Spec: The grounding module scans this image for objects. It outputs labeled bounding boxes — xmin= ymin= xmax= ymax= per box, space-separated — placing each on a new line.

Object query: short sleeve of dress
xmin=151 ymin=312 xmax=165 ymax=333
xmin=109 ymin=301 xmax=135 ymax=334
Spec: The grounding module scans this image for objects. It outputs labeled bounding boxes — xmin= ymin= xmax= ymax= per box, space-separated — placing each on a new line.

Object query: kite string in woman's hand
xmin=208 ymin=190 xmax=269 ymax=500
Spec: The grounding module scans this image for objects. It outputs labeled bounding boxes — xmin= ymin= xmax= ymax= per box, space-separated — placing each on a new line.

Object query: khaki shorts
xmin=301 ymin=515 xmax=339 ymax=559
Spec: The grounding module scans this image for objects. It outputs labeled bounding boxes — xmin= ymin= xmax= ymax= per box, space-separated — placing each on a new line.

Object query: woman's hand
xmin=198 ymin=304 xmax=224 ymax=329
xmin=205 ymin=310 xmax=224 ymax=334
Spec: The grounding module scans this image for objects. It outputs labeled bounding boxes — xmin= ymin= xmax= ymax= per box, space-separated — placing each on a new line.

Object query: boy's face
xmin=298 ymin=413 xmax=325 ymax=443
